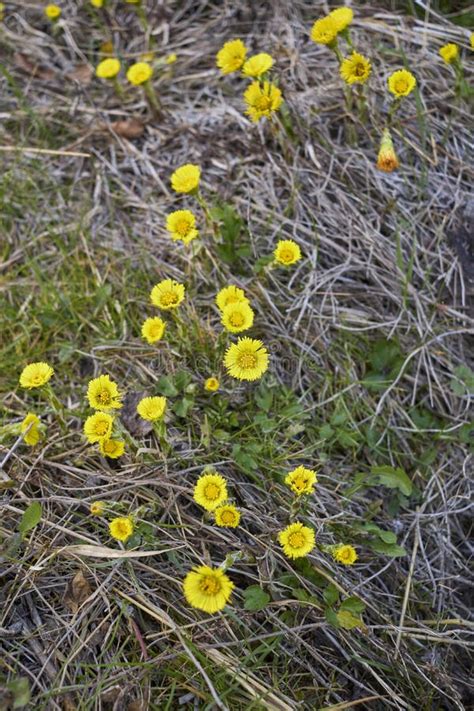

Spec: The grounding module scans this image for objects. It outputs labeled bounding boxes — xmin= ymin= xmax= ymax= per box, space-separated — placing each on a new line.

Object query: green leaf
xmin=243 ymin=585 xmax=270 ymax=611
xmin=368 ymin=540 xmax=407 ymax=557
xmin=371 ymin=465 xmax=413 ymax=496
xmin=18 ymin=502 xmax=42 ymax=539
xmin=339 ymin=596 xmax=366 ymax=614
xmin=8 ymin=677 xmax=31 ymax=709
xmin=323 ymin=583 xmax=339 ymax=606
xmin=174 ymin=371 xmax=192 ymax=392
xmin=173 ymin=397 xmax=193 ymax=418
xmin=324 ymin=607 xmax=340 ymax=628
xmin=362 ymin=523 xmax=397 ymax=544
xmin=157 ymin=375 xmax=179 ymax=397
xmin=319 ymin=424 xmax=334 ymax=441
xmin=336 ymin=610 xmax=365 ymax=630
xmin=254 ymin=385 xmax=273 ymax=412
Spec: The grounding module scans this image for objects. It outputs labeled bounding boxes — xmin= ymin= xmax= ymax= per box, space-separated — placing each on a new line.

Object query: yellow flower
xmin=109 ymin=516 xmax=134 ymax=542
xmin=216 ymin=39 xmax=247 ymax=75
xmin=166 ymin=210 xmax=199 ymax=244
xmin=221 ymin=301 xmax=254 ymax=333
xmin=90 ymin=501 xmax=105 ymax=515
xmin=193 ymin=472 xmax=228 ymax=511
xmin=87 ymin=374 xmax=122 ymax=411
xmin=90 ymin=0 xmax=104 ymax=7
xmin=170 ymin=164 xmax=201 ymax=194
xmin=242 ymin=53 xmax=274 ymax=78
xmin=100 ymin=41 xmax=114 ymax=56
xmin=126 ymin=62 xmax=153 ymax=85
xmin=376 ymin=128 xmax=399 ymax=173
xmin=214 ymin=504 xmax=240 ymax=528
xmin=278 ymin=522 xmax=315 ymax=559
xmin=99 ymin=438 xmax=125 ymax=458
xmin=439 ymin=43 xmax=459 ymax=65
xmin=274 ymin=240 xmax=301 ymax=266
xmin=340 ymin=52 xmax=371 ymax=85
xmin=216 ymin=285 xmax=248 ymax=312
xmin=141 ymin=316 xmax=166 ymax=344
xmin=141 ymin=52 xmax=155 ymax=62
xmin=84 ymin=412 xmax=114 ymax=443
xmin=329 ymin=7 xmax=354 ymax=32
xmin=244 ymin=80 xmax=282 ymax=123
xmin=471 ymin=33 xmax=474 ymax=49
xmin=388 ymin=69 xmax=416 ymax=97
xmin=332 ymin=544 xmax=358 ymax=565
xmin=19 ymin=362 xmax=54 ymax=389
xmin=20 ymin=413 xmax=41 ymax=446
xmin=183 ymin=565 xmax=234 ymax=613
xmin=224 ymin=338 xmax=269 ymax=381
xmin=310 ymin=16 xmax=338 ymax=46
xmin=44 ymin=4 xmax=61 ymax=20
xmin=285 ymin=466 xmax=318 ymax=496
xmin=96 ymin=58 xmax=121 ymax=79
xmin=136 ymin=396 xmax=167 ymax=421
xmin=165 ymin=53 xmax=177 ymax=64
xmin=150 ymin=279 xmax=185 ymax=310
xmin=204 ymin=377 xmax=220 ymax=392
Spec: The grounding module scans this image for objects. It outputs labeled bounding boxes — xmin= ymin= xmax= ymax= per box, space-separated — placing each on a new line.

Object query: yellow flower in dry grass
xmin=127 ymin=62 xmax=153 ymax=85
xmin=332 ymin=544 xmax=358 ymax=565
xmin=90 ymin=501 xmax=105 ymax=515
xmin=310 ymin=16 xmax=338 ymax=46
xmin=221 ymin=301 xmax=254 ymax=333
xmin=165 ymin=53 xmax=177 ymax=65
xmin=439 ymin=43 xmax=459 ymax=65
xmin=20 ymin=362 xmax=54 ymax=389
xmin=170 ymin=164 xmax=201 ymax=194
xmin=21 ymin=413 xmax=41 ymax=446
xmin=193 ymin=472 xmax=228 ymax=511
xmin=278 ymin=522 xmax=315 ymax=559
xmin=274 ymin=240 xmax=301 ymax=266
xmin=330 ymin=6 xmax=354 ymax=32
xmin=183 ymin=565 xmax=234 ymax=613
xmin=166 ymin=210 xmax=199 ymax=244
xmin=204 ymin=377 xmax=220 ymax=392
xmin=150 ymin=279 xmax=185 ymax=310
xmin=84 ymin=412 xmax=114 ymax=443
xmin=340 ymin=52 xmax=371 ymax=85
xmin=471 ymin=33 xmax=474 ymax=50
xmin=90 ymin=0 xmax=104 ymax=7
xmin=109 ymin=516 xmax=134 ymax=542
xmin=244 ymin=80 xmax=282 ymax=122
xmin=242 ymin=53 xmax=274 ymax=78
xmin=216 ymin=39 xmax=247 ymax=75
xmin=216 ymin=285 xmax=248 ymax=311
xmin=224 ymin=338 xmax=269 ymax=381
xmin=136 ymin=396 xmax=167 ymax=421
xmin=285 ymin=466 xmax=318 ymax=496
xmin=214 ymin=504 xmax=240 ymax=528
xmin=376 ymin=128 xmax=399 ymax=173
xmin=44 ymin=4 xmax=61 ymax=20
xmin=96 ymin=58 xmax=121 ymax=79
xmin=388 ymin=69 xmax=416 ymax=97
xmin=141 ymin=317 xmax=166 ymax=344
xmin=99 ymin=438 xmax=125 ymax=459
xmin=87 ymin=375 xmax=122 ymax=412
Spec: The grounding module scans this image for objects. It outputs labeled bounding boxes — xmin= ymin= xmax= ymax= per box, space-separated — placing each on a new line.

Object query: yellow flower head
xmin=278 ymin=522 xmax=315 ymax=559
xmin=21 ymin=413 xmax=41 ymax=446
xmin=193 ymin=472 xmax=228 ymax=511
xmin=183 ymin=565 xmax=234 ymax=613
xmin=285 ymin=466 xmax=318 ymax=496
xmin=216 ymin=285 xmax=248 ymax=311
xmin=44 ymin=4 xmax=61 ymax=20
xmin=224 ymin=338 xmax=269 ymax=381
xmin=216 ymin=39 xmax=247 ymax=75
xmin=99 ymin=438 xmax=125 ymax=458
xmin=274 ymin=239 xmax=301 ymax=266
xmin=221 ymin=301 xmax=254 ymax=333
xmin=439 ymin=43 xmax=459 ymax=65
xmin=214 ymin=504 xmax=240 ymax=528
xmin=242 ymin=53 xmax=274 ymax=78
xmin=126 ymin=62 xmax=153 ymax=85
xmin=330 ymin=7 xmax=354 ymax=32
xmin=136 ymin=396 xmax=167 ymax=421
xmin=90 ymin=0 xmax=104 ymax=8
xmin=170 ymin=164 xmax=201 ymax=193
xmin=204 ymin=377 xmax=220 ymax=392
xmin=19 ymin=362 xmax=54 ymax=389
xmin=376 ymin=128 xmax=399 ymax=173
xmin=109 ymin=516 xmax=134 ymax=542
xmin=340 ymin=52 xmax=371 ymax=85
xmin=165 ymin=53 xmax=177 ymax=64
xmin=84 ymin=412 xmax=114 ymax=443
xmin=310 ymin=16 xmax=338 ymax=46
xmin=96 ymin=58 xmax=121 ymax=79
xmin=388 ymin=69 xmax=416 ymax=97
xmin=141 ymin=316 xmax=166 ymax=344
xmin=87 ymin=374 xmax=122 ymax=411
xmin=332 ymin=544 xmax=358 ymax=565
xmin=471 ymin=32 xmax=474 ymax=49
xmin=166 ymin=210 xmax=199 ymax=244
xmin=90 ymin=500 xmax=105 ymax=515
xmin=100 ymin=41 xmax=114 ymax=56
xmin=244 ymin=80 xmax=282 ymax=123
xmin=150 ymin=279 xmax=185 ymax=310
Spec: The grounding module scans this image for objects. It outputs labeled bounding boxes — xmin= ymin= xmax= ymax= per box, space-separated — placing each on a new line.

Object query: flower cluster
xmin=193 ymin=471 xmax=241 ymax=528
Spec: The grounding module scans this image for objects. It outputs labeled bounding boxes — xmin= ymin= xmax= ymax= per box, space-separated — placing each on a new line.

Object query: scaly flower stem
xmin=144 ymin=81 xmax=162 ymax=117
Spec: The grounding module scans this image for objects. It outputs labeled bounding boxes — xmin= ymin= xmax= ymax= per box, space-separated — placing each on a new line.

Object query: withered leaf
xmin=120 ymin=391 xmax=152 ymax=436
xmin=14 ymin=53 xmax=56 ymax=81
xmin=64 ymin=569 xmax=92 ymax=613
xmin=66 ymin=64 xmax=93 ymax=86
xmin=108 ymin=119 xmax=145 ymax=139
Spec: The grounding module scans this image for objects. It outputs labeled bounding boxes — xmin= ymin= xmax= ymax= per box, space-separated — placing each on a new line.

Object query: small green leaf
xmin=173 ymin=397 xmax=193 ymax=418
xmin=339 ymin=596 xmax=366 ymax=614
xmin=174 ymin=371 xmax=192 ymax=392
xmin=368 ymin=540 xmax=407 ymax=557
xmin=157 ymin=376 xmax=179 ymax=397
xmin=319 ymin=424 xmax=334 ymax=441
xmin=371 ymin=465 xmax=413 ymax=496
xmin=243 ymin=585 xmax=270 ymax=611
xmin=8 ymin=677 xmax=31 ymax=709
xmin=336 ymin=609 xmax=365 ymax=630
xmin=18 ymin=502 xmax=42 ymax=539
xmin=323 ymin=583 xmax=339 ymax=606
xmin=324 ymin=607 xmax=340 ymax=628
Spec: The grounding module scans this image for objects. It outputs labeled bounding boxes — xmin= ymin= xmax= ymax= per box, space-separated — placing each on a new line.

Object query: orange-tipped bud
xmin=377 ymin=128 xmax=399 ymax=173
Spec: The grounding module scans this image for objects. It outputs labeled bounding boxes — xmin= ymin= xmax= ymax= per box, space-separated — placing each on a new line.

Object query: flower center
xmin=199 ymin=575 xmax=221 ymax=595
xmin=96 ymin=421 xmax=109 ymax=436
xmin=229 ymin=312 xmax=245 ymax=327
xmin=288 ymin=532 xmax=305 ymax=548
xmin=161 ymin=291 xmax=178 ymax=306
xmin=280 ymin=249 xmax=294 ymax=262
xmin=355 ymin=63 xmax=366 ymax=77
xmin=255 ymin=95 xmax=272 ymax=112
xmin=395 ymin=79 xmax=408 ymax=93
xmin=237 ymin=351 xmax=257 ymax=369
xmin=176 ymin=219 xmax=191 ymax=236
xmin=116 ymin=522 xmax=128 ymax=536
xmin=221 ymin=510 xmax=236 ymax=524
xmin=98 ymin=390 xmax=111 ymax=404
xmin=294 ymin=476 xmax=306 ymax=490
xmin=204 ymin=483 xmax=220 ymax=500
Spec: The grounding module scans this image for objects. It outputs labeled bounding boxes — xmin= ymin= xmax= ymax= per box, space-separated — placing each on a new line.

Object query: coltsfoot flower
xmin=193 ymin=472 xmax=228 ymax=511
xmin=136 ymin=396 xmax=167 ymax=421
xmin=274 ymin=240 xmax=301 ymax=266
xmin=310 ymin=16 xmax=338 ymax=45
xmin=285 ymin=466 xmax=318 ymax=496
xmin=96 ymin=58 xmax=121 ymax=79
xmin=87 ymin=375 xmax=122 ymax=411
xmin=244 ymin=80 xmax=282 ymax=122
xmin=90 ymin=501 xmax=105 ymax=515
xmin=340 ymin=52 xmax=371 ymax=84
xmin=126 ymin=62 xmax=153 ymax=85
xmin=214 ymin=504 xmax=241 ymax=528
xmin=224 ymin=338 xmax=269 ymax=381
xmin=170 ymin=164 xmax=201 ymax=193
xmin=165 ymin=53 xmax=177 ymax=64
xmin=109 ymin=516 xmax=134 ymax=542
xmin=439 ymin=43 xmax=459 ymax=65
xmin=84 ymin=412 xmax=114 ymax=443
xmin=330 ymin=6 xmax=354 ymax=32
xmin=216 ymin=285 xmax=248 ymax=311
xmin=183 ymin=565 xmax=234 ymax=613
xmin=376 ymin=128 xmax=399 ymax=173
xmin=242 ymin=53 xmax=273 ymax=78
xmin=20 ymin=413 xmax=41 ymax=446
xmin=150 ymin=279 xmax=185 ymax=310
xmin=216 ymin=39 xmax=247 ymax=75
xmin=332 ymin=544 xmax=358 ymax=565
xmin=44 ymin=4 xmax=61 ymax=20
xmin=99 ymin=438 xmax=125 ymax=459
xmin=166 ymin=210 xmax=199 ymax=244
xmin=278 ymin=522 xmax=315 ymax=559
xmin=90 ymin=0 xmax=104 ymax=7
xmin=221 ymin=301 xmax=254 ymax=333
xmin=388 ymin=69 xmax=416 ymax=97
xmin=20 ymin=362 xmax=54 ymax=389
xmin=204 ymin=377 xmax=220 ymax=392
xmin=141 ymin=317 xmax=166 ymax=344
